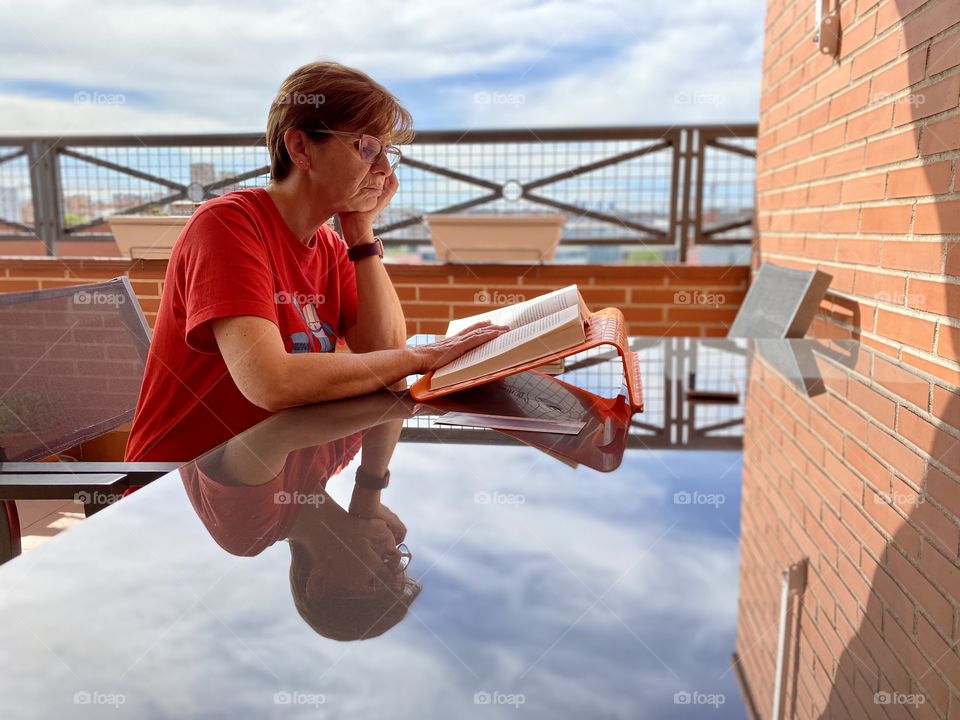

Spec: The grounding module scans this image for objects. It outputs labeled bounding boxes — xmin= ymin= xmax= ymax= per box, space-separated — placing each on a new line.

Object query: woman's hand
xmin=338 ymin=172 xmax=399 ymax=245
xmin=410 ymin=321 xmax=510 ymax=374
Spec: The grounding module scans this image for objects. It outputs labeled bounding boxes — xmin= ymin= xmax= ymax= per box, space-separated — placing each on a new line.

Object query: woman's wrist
xmin=339 ymin=219 xmax=375 ymax=247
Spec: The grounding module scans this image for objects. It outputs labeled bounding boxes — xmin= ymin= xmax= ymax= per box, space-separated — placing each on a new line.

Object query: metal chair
xmin=0 ymin=277 xmax=178 ymax=563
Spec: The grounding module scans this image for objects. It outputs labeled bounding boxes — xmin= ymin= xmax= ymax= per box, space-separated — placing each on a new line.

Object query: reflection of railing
xmin=401 ymin=336 xmax=747 ymax=450
xmin=0 ymin=125 xmax=756 ymax=259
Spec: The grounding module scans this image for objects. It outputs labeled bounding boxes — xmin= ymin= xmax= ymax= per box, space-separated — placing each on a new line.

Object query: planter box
xmin=425 ymin=214 xmax=565 ymax=263
xmin=107 ymin=215 xmax=190 ymax=259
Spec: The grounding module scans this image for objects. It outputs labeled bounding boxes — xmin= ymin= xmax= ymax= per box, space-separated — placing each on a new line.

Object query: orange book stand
xmin=410 ymin=307 xmax=644 ymax=411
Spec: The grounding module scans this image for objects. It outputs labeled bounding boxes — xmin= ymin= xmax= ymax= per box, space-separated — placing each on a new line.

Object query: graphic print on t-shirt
xmin=290 ymin=295 xmax=336 ymax=353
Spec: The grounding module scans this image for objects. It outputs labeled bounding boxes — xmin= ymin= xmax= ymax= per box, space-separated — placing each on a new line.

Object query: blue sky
xmin=0 ymin=0 xmax=766 ymax=135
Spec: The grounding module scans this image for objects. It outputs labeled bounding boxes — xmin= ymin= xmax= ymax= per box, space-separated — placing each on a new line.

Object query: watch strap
xmin=347 ymin=237 xmax=384 ymax=262
xmin=355 ymin=466 xmax=390 ymax=490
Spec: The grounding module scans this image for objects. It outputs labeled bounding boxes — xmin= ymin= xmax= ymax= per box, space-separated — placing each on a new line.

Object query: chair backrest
xmin=727 ymin=263 xmax=833 ymax=339
xmin=0 ymin=276 xmax=151 ymax=461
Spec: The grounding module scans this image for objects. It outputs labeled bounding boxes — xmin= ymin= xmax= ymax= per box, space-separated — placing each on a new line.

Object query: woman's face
xmin=304 ymin=131 xmax=393 ymax=214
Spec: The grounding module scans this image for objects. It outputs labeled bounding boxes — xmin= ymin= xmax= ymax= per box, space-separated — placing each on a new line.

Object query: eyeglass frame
xmin=303 ymin=128 xmax=402 ymax=170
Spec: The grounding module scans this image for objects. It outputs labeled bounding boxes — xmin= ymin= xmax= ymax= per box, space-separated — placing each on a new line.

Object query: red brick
xmin=865 ymin=128 xmax=920 ymax=166
xmin=840 ymin=12 xmax=878 ymax=58
xmin=905 ymin=277 xmax=960 ymax=315
xmin=932 ymin=384 xmax=960 ymax=432
xmin=901 ymin=0 xmax=960 ymax=50
xmin=851 ymin=31 xmax=902 ymax=78
xmin=848 ymin=103 xmax=895 ymax=141
xmin=927 ymin=31 xmax=960 ymax=75
xmin=915 ymin=200 xmax=960 ymax=234
xmin=861 ymin=203 xmax=914 ymax=233
xmin=869 ymin=52 xmax=929 ymax=100
xmin=894 ymin=74 xmax=960 ymax=126
xmin=938 ymin=324 xmax=960 ymax=363
xmin=841 ymin=172 xmax=887 ymax=202
xmin=839 ymin=239 xmax=883 ymax=265
xmin=926 ymin=465 xmax=960 ymax=519
xmin=882 ymin=242 xmax=943 ymax=273
xmin=947 ymin=242 xmax=960 ymax=276
xmin=830 ymin=81 xmax=873 ymax=121
xmin=898 ymin=406 xmax=960 ymax=474
xmin=887 ymin=160 xmax=953 ymax=198
xmin=876 ymin=308 xmax=937 ymax=349
xmin=920 ymin=115 xmax=960 ymax=155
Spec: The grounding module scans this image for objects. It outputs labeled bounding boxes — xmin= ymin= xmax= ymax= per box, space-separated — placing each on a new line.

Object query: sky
xmin=0 ymin=0 xmax=766 ymax=136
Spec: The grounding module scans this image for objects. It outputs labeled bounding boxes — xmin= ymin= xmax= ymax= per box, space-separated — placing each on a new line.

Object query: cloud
xmin=0 ymin=0 xmax=764 ymax=135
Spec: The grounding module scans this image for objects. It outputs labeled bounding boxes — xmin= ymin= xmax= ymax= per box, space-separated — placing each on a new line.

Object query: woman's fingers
xmin=453 ymin=319 xmax=496 ymax=335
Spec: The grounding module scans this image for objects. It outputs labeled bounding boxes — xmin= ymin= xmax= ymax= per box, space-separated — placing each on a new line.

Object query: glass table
xmin=0 ymin=337 xmax=955 ymax=719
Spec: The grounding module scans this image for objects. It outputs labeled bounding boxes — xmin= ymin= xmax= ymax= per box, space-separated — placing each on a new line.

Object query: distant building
xmin=190 ymin=163 xmax=216 ymax=187
xmin=0 ymin=187 xmax=18 ymax=223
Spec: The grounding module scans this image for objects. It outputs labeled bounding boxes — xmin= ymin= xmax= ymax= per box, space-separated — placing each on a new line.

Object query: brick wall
xmin=737 ymin=341 xmax=960 ymax=718
xmin=755 ymin=0 xmax=960 ymax=380
xmin=740 ymin=0 xmax=960 ymax=715
xmin=0 ymin=256 xmax=750 ymax=339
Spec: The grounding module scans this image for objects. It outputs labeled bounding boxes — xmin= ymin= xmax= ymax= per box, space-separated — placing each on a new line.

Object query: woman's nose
xmin=371 ymin=152 xmax=391 ymax=175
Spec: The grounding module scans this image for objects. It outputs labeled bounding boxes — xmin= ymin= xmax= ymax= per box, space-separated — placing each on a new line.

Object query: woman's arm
xmin=212 ymin=315 xmax=507 ymax=411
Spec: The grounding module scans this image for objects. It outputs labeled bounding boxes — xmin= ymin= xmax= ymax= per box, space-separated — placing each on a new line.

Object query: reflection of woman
xmin=179 ymin=391 xmax=422 ymax=640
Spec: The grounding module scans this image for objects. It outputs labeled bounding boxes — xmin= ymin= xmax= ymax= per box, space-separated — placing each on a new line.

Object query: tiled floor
xmin=15 ymin=500 xmax=86 ymax=552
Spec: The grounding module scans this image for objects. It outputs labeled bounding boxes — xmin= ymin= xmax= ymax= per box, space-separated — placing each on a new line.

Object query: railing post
xmin=27 ymin=139 xmax=62 ymax=256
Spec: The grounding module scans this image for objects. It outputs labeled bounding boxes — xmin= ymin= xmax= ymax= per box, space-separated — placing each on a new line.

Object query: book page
xmin=445 ymin=285 xmax=579 ymax=336
xmin=433 ymin=304 xmax=580 ymax=380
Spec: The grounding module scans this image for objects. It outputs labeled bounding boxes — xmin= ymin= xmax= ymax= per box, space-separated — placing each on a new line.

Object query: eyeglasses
xmin=304 ymin=128 xmax=402 ymax=170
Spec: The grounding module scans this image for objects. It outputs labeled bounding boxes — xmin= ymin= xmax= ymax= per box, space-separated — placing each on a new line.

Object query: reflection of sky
xmin=0 ymin=442 xmax=744 ymax=719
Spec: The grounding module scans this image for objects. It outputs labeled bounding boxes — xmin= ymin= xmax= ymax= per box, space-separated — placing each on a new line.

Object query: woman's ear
xmin=283 ymin=128 xmax=311 ymax=172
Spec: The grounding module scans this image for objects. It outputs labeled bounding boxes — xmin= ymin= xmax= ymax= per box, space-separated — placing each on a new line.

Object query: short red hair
xmin=266 ymin=61 xmax=414 ymax=181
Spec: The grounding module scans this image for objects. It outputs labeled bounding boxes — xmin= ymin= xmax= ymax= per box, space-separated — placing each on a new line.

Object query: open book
xmin=430 ymin=284 xmax=592 ymax=390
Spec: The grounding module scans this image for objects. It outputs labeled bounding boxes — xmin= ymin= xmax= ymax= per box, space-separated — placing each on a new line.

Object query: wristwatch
xmin=347 ymin=236 xmax=384 ymax=262
xmin=355 ymin=465 xmax=390 ymax=490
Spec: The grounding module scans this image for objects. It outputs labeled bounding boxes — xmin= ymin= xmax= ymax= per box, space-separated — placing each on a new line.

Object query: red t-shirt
xmin=179 ymin=433 xmax=363 ymax=557
xmin=125 ymin=188 xmax=359 ymax=462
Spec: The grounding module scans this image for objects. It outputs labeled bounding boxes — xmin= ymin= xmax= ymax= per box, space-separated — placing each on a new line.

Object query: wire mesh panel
xmin=2 ymin=126 xmax=756 ymax=259
xmin=0 ymin=145 xmax=32 ymax=236
xmin=57 ymin=140 xmax=271 ymax=236
xmin=697 ymin=131 xmax=756 ymax=245
xmin=384 ymin=135 xmax=677 ymax=250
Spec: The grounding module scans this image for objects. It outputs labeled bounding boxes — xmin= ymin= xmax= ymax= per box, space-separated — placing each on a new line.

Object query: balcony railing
xmin=0 ymin=124 xmax=756 ymax=261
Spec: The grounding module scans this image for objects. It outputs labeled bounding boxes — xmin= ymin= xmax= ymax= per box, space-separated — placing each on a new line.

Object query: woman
xmin=125 ymin=61 xmax=507 ymax=462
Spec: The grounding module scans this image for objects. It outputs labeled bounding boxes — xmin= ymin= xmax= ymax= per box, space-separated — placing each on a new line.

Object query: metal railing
xmin=0 ymin=125 xmax=756 ymax=260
